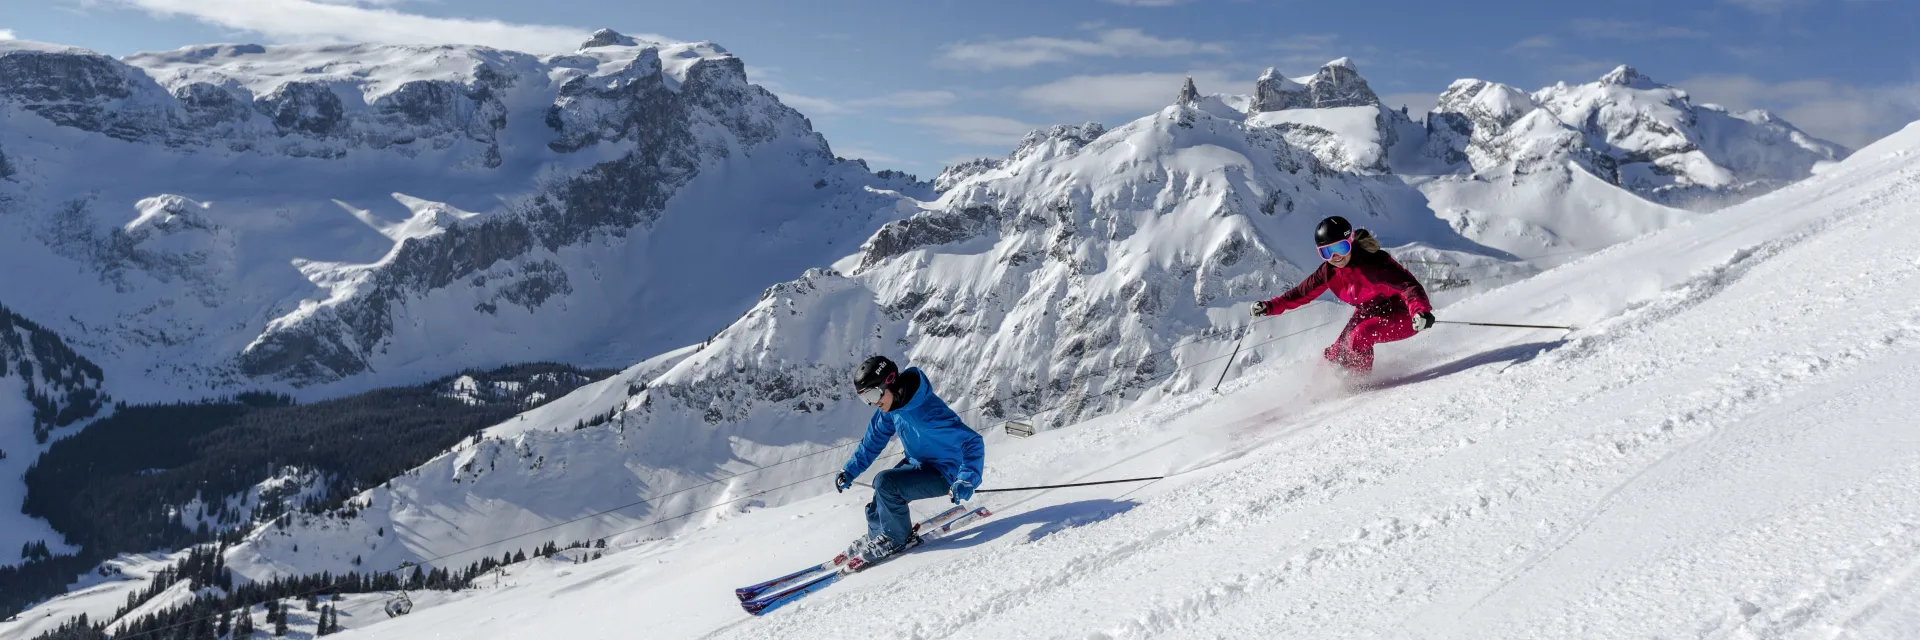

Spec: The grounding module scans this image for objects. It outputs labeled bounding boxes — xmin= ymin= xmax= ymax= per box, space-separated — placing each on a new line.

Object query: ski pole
xmin=1436 ymin=320 xmax=1574 ymax=331
xmin=1212 ymin=323 xmax=1249 ymax=392
xmin=976 ymin=476 xmax=1165 ymax=494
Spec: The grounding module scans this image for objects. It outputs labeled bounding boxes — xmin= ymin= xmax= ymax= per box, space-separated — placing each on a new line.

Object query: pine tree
xmin=273 ymin=606 xmax=288 ymax=637
xmin=218 ymin=610 xmax=231 ymax=638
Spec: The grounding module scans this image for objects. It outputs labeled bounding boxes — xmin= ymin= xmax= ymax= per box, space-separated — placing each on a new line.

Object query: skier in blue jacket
xmin=834 ymin=355 xmax=985 ymax=563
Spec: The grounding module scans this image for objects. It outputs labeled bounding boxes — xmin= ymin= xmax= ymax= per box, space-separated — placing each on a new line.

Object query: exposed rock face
xmin=1252 ymin=67 xmax=1304 ymax=112
xmin=1251 ymin=58 xmax=1379 ymax=112
xmin=1176 ymin=76 xmax=1202 ymax=106
xmin=0 ymin=33 xmax=921 ymax=392
xmin=933 ymin=158 xmax=1005 ymax=193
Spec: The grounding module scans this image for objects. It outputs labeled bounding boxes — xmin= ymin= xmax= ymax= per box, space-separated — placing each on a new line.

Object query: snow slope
xmin=0 ymin=550 xmax=189 ymax=638
xmin=300 ymin=121 xmax=1920 ymax=639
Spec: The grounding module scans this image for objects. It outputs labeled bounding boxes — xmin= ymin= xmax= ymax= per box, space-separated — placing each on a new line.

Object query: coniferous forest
xmin=3 ymin=363 xmax=614 ymax=620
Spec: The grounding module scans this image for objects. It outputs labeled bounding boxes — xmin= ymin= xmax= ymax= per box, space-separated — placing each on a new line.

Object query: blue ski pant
xmin=865 ymin=465 xmax=951 ymax=543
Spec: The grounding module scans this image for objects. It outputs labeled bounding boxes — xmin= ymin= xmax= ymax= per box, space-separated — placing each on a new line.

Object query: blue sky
xmin=4 ymin=0 xmax=1915 ymax=177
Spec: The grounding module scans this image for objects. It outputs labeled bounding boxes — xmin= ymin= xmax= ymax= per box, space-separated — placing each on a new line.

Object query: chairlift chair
xmin=384 ymin=592 xmax=414 ymax=618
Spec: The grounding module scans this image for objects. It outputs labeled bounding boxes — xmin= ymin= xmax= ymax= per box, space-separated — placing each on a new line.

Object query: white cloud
xmin=108 ymin=0 xmax=636 ymax=53
xmin=1568 ymin=18 xmax=1708 ymax=41
xmin=1506 ymin=35 xmax=1557 ymax=53
xmin=1720 ymin=0 xmax=1810 ymax=14
xmin=896 ymin=115 xmax=1038 ymax=146
xmin=940 ymin=28 xmax=1228 ymax=71
xmin=0 ymin=29 xmax=15 ymax=41
xmin=774 ymin=90 xmax=959 ymax=119
xmin=1679 ymin=74 xmax=1920 ymax=148
xmin=852 ymin=90 xmax=958 ymax=110
xmin=778 ymin=92 xmax=852 ymax=117
xmin=1018 ymin=70 xmax=1242 ymax=116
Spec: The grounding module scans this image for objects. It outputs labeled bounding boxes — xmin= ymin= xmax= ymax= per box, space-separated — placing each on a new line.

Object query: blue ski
xmin=733 ymin=505 xmax=970 ymax=602
xmin=740 ymin=506 xmax=992 ymax=616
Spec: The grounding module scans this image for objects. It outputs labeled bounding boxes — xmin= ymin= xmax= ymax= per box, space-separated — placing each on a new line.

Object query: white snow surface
xmin=247 ymin=121 xmax=1920 ymax=639
xmin=120 ymin=120 xmax=1912 ymax=639
xmin=0 ymin=550 xmax=188 ymax=638
xmin=1247 ymin=105 xmax=1392 ymax=174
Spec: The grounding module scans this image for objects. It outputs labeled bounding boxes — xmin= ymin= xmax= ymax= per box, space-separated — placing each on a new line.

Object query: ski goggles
xmin=1318 ymin=238 xmax=1353 ymax=261
xmin=856 ymin=386 xmax=886 ymax=405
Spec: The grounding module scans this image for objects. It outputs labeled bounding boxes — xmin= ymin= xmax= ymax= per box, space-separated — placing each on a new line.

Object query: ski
xmin=740 ymin=506 xmax=992 ymax=616
xmin=733 ymin=505 xmax=971 ymax=602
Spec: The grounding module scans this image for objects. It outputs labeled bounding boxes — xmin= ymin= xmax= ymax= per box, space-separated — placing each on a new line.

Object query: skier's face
xmin=868 ymin=388 xmax=894 ymax=409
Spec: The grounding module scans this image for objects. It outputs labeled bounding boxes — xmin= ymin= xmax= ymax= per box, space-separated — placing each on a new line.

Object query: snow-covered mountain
xmin=192 ymin=57 xmax=1858 ymax=587
xmin=0 ymin=38 xmax=1880 ymax=638
xmin=1423 ymin=64 xmax=1846 ymax=211
xmin=212 ymin=85 xmax=1530 ymax=584
xmin=0 ymin=31 xmax=924 ymax=399
xmin=15 ymin=115 xmax=1916 ymax=640
xmin=1230 ymin=60 xmax=1845 ymax=257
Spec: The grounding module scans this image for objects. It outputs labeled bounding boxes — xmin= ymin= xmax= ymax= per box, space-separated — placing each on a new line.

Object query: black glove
xmin=834 ymin=471 xmax=853 ymax=493
xmin=1412 ymin=312 xmax=1435 ymax=332
xmin=1251 ymin=300 xmax=1270 ymax=318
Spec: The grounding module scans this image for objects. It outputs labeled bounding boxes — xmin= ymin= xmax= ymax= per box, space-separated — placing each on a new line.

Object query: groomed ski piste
xmin=15 ymin=121 xmax=1911 ymax=639
xmin=280 ymin=122 xmax=1920 ymax=639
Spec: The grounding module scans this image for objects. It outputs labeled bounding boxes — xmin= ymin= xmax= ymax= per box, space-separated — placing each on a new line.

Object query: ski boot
xmin=842 ymin=533 xmax=921 ymax=572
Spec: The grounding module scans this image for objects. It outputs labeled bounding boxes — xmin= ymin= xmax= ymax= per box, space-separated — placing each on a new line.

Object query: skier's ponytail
xmin=1354 ymin=228 xmax=1383 ymax=253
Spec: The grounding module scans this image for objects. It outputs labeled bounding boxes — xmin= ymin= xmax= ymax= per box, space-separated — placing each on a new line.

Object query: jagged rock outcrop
xmin=1176 ymin=76 xmax=1202 ymax=106
xmin=0 ymin=32 xmax=923 ymax=393
xmin=1251 ymin=58 xmax=1379 ymax=112
xmin=933 ymin=158 xmax=1006 ymax=193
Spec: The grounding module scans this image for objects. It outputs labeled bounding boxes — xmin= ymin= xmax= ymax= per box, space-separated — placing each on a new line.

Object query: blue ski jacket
xmin=841 ymin=368 xmax=985 ymax=488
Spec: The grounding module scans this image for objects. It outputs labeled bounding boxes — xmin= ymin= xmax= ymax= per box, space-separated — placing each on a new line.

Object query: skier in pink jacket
xmin=1252 ymin=216 xmax=1435 ymax=376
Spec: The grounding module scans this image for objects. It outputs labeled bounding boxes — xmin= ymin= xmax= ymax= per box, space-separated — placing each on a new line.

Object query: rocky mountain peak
xmin=1598 ymin=64 xmax=1658 ymax=90
xmin=1008 ymin=122 xmax=1108 ymax=165
xmin=580 ymin=28 xmax=640 ymax=49
xmin=1176 ymin=76 xmax=1202 ymax=106
xmin=1434 ymin=79 xmax=1536 ymax=129
xmin=1251 ymin=57 xmax=1379 ymax=112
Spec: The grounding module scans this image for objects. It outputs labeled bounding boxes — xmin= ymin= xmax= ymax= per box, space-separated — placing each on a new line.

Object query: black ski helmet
xmin=1314 ymin=216 xmax=1354 ymax=246
xmin=853 ymin=355 xmax=898 ymax=392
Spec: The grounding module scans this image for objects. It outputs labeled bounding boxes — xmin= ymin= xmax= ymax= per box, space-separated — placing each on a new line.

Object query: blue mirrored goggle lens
xmin=1318 ymin=239 xmax=1353 ymax=260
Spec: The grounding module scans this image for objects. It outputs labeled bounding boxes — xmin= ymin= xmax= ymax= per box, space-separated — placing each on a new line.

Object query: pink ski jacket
xmin=1262 ymin=240 xmax=1432 ymax=317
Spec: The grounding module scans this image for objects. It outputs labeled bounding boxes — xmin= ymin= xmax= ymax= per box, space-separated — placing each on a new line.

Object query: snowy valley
xmin=1 ymin=23 xmax=1913 ymax=640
